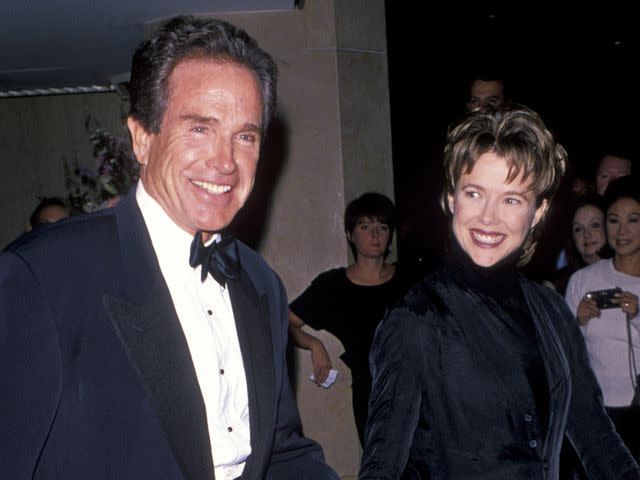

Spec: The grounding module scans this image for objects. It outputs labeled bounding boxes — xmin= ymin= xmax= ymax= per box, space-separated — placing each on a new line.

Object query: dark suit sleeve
xmin=265 ymin=275 xmax=339 ymax=480
xmin=0 ymin=252 xmax=62 ymax=478
xmin=559 ymin=297 xmax=640 ymax=478
xmin=359 ymin=306 xmax=429 ymax=479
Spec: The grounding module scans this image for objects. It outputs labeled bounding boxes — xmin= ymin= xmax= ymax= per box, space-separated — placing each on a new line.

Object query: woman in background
xmin=552 ymin=193 xmax=610 ymax=295
xmin=359 ymin=106 xmax=639 ymax=479
xmin=289 ymin=192 xmax=413 ymax=446
xmin=565 ymin=175 xmax=640 ymax=463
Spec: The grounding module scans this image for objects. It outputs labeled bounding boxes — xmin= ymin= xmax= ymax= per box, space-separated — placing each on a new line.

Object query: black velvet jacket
xmin=358 ymin=258 xmax=640 ymax=479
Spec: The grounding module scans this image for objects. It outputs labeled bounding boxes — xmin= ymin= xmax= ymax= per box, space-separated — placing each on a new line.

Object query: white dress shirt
xmin=136 ymin=181 xmax=251 ymax=479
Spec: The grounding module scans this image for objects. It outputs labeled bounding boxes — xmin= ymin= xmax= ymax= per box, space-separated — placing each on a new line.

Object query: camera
xmin=585 ymin=287 xmax=623 ymax=309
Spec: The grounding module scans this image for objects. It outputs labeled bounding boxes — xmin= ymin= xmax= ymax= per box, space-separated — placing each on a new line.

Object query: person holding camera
xmin=565 ymin=175 xmax=640 ymax=463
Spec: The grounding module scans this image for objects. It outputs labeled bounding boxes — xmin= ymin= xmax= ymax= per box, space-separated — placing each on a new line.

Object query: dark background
xmin=385 ymin=0 xmax=639 ymax=280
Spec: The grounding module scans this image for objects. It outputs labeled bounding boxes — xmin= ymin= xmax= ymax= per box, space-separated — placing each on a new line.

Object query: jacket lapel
xmin=104 ymin=191 xmax=214 ymax=480
xmin=228 ymin=270 xmax=275 ymax=479
xmin=521 ymin=279 xmax=571 ymax=464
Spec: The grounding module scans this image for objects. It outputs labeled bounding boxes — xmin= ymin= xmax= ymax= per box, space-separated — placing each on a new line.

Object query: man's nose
xmin=205 ymin=138 xmax=236 ymax=173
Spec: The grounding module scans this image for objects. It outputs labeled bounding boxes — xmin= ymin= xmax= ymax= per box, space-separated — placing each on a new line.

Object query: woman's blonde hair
xmin=440 ymin=105 xmax=567 ymax=265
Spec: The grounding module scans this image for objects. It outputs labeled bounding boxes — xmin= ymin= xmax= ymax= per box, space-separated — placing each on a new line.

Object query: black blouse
xmin=444 ymin=238 xmax=550 ymax=437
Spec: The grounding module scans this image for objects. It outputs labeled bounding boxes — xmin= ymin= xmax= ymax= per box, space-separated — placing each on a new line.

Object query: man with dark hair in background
xmin=466 ymin=74 xmax=508 ymax=112
xmin=595 ymin=151 xmax=632 ymax=196
xmin=0 ymin=15 xmax=337 ymax=480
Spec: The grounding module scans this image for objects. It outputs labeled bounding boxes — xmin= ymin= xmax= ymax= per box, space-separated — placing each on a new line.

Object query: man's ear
xmin=532 ymin=198 xmax=549 ymax=229
xmin=127 ymin=117 xmax=152 ymax=166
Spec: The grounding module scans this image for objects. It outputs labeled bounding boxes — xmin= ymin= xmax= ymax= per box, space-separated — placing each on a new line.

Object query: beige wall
xmin=0 ymin=1 xmax=391 ymax=478
xmin=0 ymin=93 xmax=127 ymax=246
xmin=216 ymin=3 xmax=392 ymax=478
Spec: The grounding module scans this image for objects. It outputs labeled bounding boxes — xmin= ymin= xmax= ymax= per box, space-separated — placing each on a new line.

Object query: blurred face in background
xmin=467 ymin=80 xmax=505 ymax=112
xmin=572 ymin=204 xmax=605 ymax=264
xmin=606 ymin=197 xmax=640 ymax=259
xmin=596 ymin=155 xmax=631 ymax=195
xmin=347 ymin=216 xmax=391 ymax=260
xmin=448 ymin=152 xmax=547 ymax=267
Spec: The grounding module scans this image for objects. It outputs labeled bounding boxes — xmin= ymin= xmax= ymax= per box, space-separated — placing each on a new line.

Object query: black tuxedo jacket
xmin=359 ymin=266 xmax=640 ymax=480
xmin=0 ymin=192 xmax=337 ymax=480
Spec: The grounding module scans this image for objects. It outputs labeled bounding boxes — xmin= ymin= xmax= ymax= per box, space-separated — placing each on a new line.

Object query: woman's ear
xmin=532 ymin=198 xmax=549 ymax=229
xmin=447 ymin=193 xmax=455 ymax=214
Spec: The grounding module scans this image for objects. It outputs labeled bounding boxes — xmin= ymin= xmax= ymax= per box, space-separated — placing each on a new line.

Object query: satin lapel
xmin=227 ymin=270 xmax=274 ymax=479
xmin=521 ymin=278 xmax=571 ymax=460
xmin=105 ymin=192 xmax=214 ymax=480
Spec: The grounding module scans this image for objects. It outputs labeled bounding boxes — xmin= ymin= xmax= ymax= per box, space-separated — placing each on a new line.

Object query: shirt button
xmin=220 ymin=368 xmax=225 ymax=375
xmin=227 ymin=426 xmax=233 ymax=432
xmin=524 ymin=413 xmax=533 ymax=423
xmin=207 ymin=309 xmax=213 ymax=315
xmin=529 ymin=440 xmax=538 ymax=449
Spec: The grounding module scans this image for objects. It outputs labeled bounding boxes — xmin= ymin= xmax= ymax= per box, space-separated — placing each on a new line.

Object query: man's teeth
xmin=472 ymin=231 xmax=504 ymax=244
xmin=192 ymin=180 xmax=231 ymax=194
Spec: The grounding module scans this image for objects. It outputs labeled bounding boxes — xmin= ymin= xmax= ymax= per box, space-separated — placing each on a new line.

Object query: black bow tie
xmin=189 ymin=231 xmax=240 ymax=287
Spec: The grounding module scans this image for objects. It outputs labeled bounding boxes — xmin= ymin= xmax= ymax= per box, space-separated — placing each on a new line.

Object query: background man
xmin=467 ymin=75 xmax=507 ymax=112
xmin=595 ymin=152 xmax=632 ymax=196
xmin=0 ymin=16 xmax=337 ymax=480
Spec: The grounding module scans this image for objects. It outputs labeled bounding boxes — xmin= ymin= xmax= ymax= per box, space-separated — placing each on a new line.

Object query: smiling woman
xmin=565 ymin=175 xmax=640 ymax=465
xmin=358 ymin=105 xmax=640 ymax=479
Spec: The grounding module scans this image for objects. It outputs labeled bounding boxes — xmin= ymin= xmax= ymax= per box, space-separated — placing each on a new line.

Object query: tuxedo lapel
xmin=228 ymin=270 xmax=275 ymax=479
xmin=105 ymin=192 xmax=214 ymax=480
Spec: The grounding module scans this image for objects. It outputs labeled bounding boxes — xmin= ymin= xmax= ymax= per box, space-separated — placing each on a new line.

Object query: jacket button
xmin=524 ymin=413 xmax=533 ymax=423
xmin=529 ymin=440 xmax=538 ymax=448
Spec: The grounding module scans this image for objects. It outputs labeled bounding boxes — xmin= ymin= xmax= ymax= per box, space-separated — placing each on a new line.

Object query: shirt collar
xmin=135 ymin=180 xmax=220 ymax=285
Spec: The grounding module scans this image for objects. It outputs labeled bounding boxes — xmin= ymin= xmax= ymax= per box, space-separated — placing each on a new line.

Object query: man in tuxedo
xmin=0 ymin=16 xmax=338 ymax=480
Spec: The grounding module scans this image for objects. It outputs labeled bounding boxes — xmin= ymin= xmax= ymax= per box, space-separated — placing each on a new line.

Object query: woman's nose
xmin=479 ymin=200 xmax=498 ymax=225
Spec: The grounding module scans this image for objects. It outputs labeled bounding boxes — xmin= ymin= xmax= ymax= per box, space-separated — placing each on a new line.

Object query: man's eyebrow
xmin=180 ymin=114 xmax=217 ymax=124
xmin=179 ymin=114 xmax=261 ymax=132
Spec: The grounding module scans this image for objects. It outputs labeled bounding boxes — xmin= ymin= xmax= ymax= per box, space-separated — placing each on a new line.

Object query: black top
xmin=290 ymin=263 xmax=414 ymax=444
xmin=444 ymin=238 xmax=550 ymax=438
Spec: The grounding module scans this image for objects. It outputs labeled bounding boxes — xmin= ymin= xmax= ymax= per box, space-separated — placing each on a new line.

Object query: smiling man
xmin=0 ymin=16 xmax=338 ymax=480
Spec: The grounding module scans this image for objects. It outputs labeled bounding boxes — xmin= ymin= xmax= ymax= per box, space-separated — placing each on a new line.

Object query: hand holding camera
xmin=579 ymin=287 xmax=639 ymax=325
xmin=585 ymin=287 xmax=623 ymax=310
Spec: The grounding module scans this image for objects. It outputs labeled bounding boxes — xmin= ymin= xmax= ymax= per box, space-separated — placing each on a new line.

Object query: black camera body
xmin=585 ymin=287 xmax=623 ymax=309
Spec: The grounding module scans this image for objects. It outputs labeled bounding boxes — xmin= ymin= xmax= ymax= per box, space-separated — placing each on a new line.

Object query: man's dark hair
xmin=29 ymin=196 xmax=68 ymax=228
xmin=603 ymin=175 xmax=640 ymax=209
xmin=128 ymin=15 xmax=279 ymax=136
xmin=344 ymin=192 xmax=396 ymax=258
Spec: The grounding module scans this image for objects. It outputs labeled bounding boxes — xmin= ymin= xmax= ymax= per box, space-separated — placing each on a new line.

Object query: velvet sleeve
xmin=359 ymin=305 xmax=431 ymax=479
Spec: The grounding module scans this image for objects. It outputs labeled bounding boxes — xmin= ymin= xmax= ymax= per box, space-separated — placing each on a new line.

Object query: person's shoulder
xmin=569 ymin=258 xmax=610 ymax=283
xmin=520 ymin=273 xmax=567 ymax=304
xmin=236 ymin=239 xmax=284 ymax=293
xmin=313 ymin=267 xmax=346 ymax=283
xmin=392 ymin=266 xmax=451 ymax=319
xmin=6 ymin=209 xmax=115 ymax=259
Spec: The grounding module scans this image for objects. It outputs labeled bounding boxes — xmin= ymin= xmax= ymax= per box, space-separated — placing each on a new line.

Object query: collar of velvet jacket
xmin=444 ymin=235 xmax=522 ymax=299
